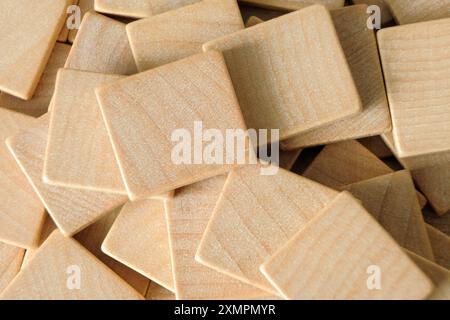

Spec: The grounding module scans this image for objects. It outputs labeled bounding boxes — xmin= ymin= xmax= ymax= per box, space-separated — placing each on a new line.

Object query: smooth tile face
xmin=196 ymin=165 xmax=338 ymax=294
xmin=427 ymin=225 xmax=450 ymax=270
xmin=385 ymin=0 xmax=450 ymax=24
xmin=6 ymin=116 xmax=127 ymax=236
xmin=260 ymin=192 xmax=433 ymax=300
xmin=127 ymin=0 xmax=244 ymax=71
xmin=281 ymin=5 xmax=391 ymax=149
xmin=102 ymin=200 xmax=174 ymax=292
xmin=0 ymin=231 xmax=143 ymax=300
xmin=96 ymin=51 xmax=249 ymax=199
xmin=240 ymin=0 xmax=344 ymax=10
xmin=68 ymin=0 xmax=94 ymax=43
xmin=203 ymin=5 xmax=361 ymax=141
xmin=0 ymin=109 xmax=45 ymax=249
xmin=0 ymin=243 xmax=24 ymax=294
xmin=0 ymin=0 xmax=68 ymax=100
xmin=65 ymin=12 xmax=137 ymax=75
xmin=378 ymin=18 xmax=450 ymax=158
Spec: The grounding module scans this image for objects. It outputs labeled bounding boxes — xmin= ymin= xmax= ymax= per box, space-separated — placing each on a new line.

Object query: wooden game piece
xmin=384 ymin=0 xmax=450 ymax=25
xmin=353 ymin=0 xmax=394 ymax=24
xmin=0 ymin=243 xmax=24 ymax=294
xmin=68 ymin=0 xmax=94 ymax=43
xmin=146 ymin=282 xmax=175 ymax=300
xmin=426 ymin=225 xmax=450 ymax=270
xmin=359 ymin=136 xmax=393 ymax=159
xmin=239 ymin=0 xmax=344 ymax=11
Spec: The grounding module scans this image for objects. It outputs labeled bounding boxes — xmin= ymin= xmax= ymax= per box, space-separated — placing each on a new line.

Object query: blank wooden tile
xmin=196 ymin=165 xmax=338 ymax=294
xmin=281 ymin=5 xmax=391 ymax=149
xmin=65 ymin=12 xmax=137 ymax=75
xmin=146 ymin=282 xmax=175 ymax=300
xmin=385 ymin=0 xmax=450 ymax=24
xmin=427 ymin=225 xmax=450 ymax=270
xmin=126 ymin=0 xmax=244 ymax=71
xmin=0 ymin=109 xmax=45 ymax=249
xmin=378 ymin=18 xmax=450 ymax=158
xmin=68 ymin=0 xmax=94 ymax=43
xmin=342 ymin=170 xmax=434 ymax=260
xmin=0 ymin=243 xmax=24 ymax=294
xmin=203 ymin=5 xmax=362 ymax=141
xmin=102 ymin=199 xmax=174 ymax=292
xmin=260 ymin=192 xmax=433 ymax=300
xmin=6 ymin=116 xmax=127 ymax=236
xmin=353 ymin=0 xmax=394 ymax=24
xmin=96 ymin=51 xmax=248 ymax=199
xmin=239 ymin=0 xmax=344 ymax=10
xmin=0 ymin=0 xmax=68 ymax=100
xmin=0 ymin=231 xmax=143 ymax=300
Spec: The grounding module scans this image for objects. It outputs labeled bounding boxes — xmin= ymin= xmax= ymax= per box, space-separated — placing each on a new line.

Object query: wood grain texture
xmin=65 ymin=12 xmax=137 ymax=75
xmin=203 ymin=5 xmax=362 ymax=141
xmin=0 ymin=243 xmax=24 ymax=295
xmin=126 ymin=0 xmax=244 ymax=71
xmin=146 ymin=282 xmax=175 ymax=300
xmin=378 ymin=18 xmax=450 ymax=158
xmin=0 ymin=231 xmax=143 ymax=300
xmin=68 ymin=0 xmax=94 ymax=43
xmin=426 ymin=225 xmax=450 ymax=270
xmin=341 ymin=170 xmax=434 ymax=260
xmin=102 ymin=199 xmax=174 ymax=292
xmin=260 ymin=192 xmax=433 ymax=300
xmin=384 ymin=0 xmax=450 ymax=25
xmin=196 ymin=165 xmax=338 ymax=294
xmin=0 ymin=109 xmax=45 ymax=249
xmin=359 ymin=136 xmax=393 ymax=159
xmin=0 ymin=0 xmax=68 ymax=100
xmin=6 ymin=116 xmax=127 ymax=236
xmin=281 ymin=5 xmax=391 ymax=149
xmin=239 ymin=0 xmax=344 ymax=10
xmin=96 ymin=51 xmax=249 ymax=200
xmin=353 ymin=0 xmax=393 ymax=24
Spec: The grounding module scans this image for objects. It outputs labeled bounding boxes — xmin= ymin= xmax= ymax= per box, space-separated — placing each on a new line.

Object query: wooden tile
xmin=22 ymin=215 xmax=57 ymax=268
xmin=196 ymin=165 xmax=338 ymax=294
xmin=260 ymin=192 xmax=433 ymax=300
xmin=0 ymin=243 xmax=24 ymax=294
xmin=65 ymin=12 xmax=137 ymax=75
xmin=353 ymin=0 xmax=394 ymax=24
xmin=68 ymin=0 xmax=94 ymax=43
xmin=0 ymin=231 xmax=143 ymax=299
xmin=0 ymin=0 xmax=68 ymax=100
xmin=341 ymin=170 xmax=434 ymax=260
xmin=203 ymin=5 xmax=362 ymax=141
xmin=0 ymin=109 xmax=45 ymax=249
xmin=102 ymin=199 xmax=174 ymax=292
xmin=6 ymin=116 xmax=127 ymax=236
xmin=359 ymin=136 xmax=393 ymax=159
xmin=146 ymin=282 xmax=175 ymax=300
xmin=95 ymin=0 xmax=201 ymax=18
xmin=57 ymin=0 xmax=79 ymax=42
xmin=378 ymin=18 xmax=450 ymax=158
xmin=281 ymin=5 xmax=391 ymax=149
xmin=96 ymin=51 xmax=249 ymax=199
xmin=384 ymin=0 xmax=450 ymax=24
xmin=427 ymin=225 xmax=450 ymax=270
xmin=239 ymin=0 xmax=344 ymax=10
xmin=126 ymin=0 xmax=244 ymax=71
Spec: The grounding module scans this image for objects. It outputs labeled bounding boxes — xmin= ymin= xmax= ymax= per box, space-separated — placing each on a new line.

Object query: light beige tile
xmin=68 ymin=0 xmax=94 ymax=43
xmin=0 ymin=242 xmax=24 ymax=295
xmin=239 ymin=0 xmax=344 ymax=10
xmin=427 ymin=225 xmax=450 ymax=270
xmin=385 ymin=0 xmax=450 ymax=24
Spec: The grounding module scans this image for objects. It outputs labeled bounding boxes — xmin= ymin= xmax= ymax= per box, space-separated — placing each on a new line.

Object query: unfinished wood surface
xmin=260 ymin=192 xmax=433 ymax=300
xmin=65 ymin=12 xmax=137 ymax=75
xmin=96 ymin=51 xmax=249 ymax=200
xmin=359 ymin=136 xmax=393 ymax=159
xmin=427 ymin=225 xmax=450 ymax=270
xmin=126 ymin=0 xmax=244 ymax=71
xmin=0 ymin=0 xmax=68 ymax=100
xmin=6 ymin=116 xmax=127 ymax=236
xmin=378 ymin=18 xmax=450 ymax=158
xmin=0 ymin=231 xmax=143 ymax=300
xmin=384 ymin=0 xmax=450 ymax=25
xmin=0 ymin=43 xmax=71 ymax=118
xmin=68 ymin=0 xmax=94 ymax=43
xmin=341 ymin=170 xmax=434 ymax=260
xmin=196 ymin=165 xmax=338 ymax=294
xmin=0 ymin=243 xmax=24 ymax=295
xmin=22 ymin=215 xmax=57 ymax=268
xmin=203 ymin=5 xmax=361 ymax=141
xmin=102 ymin=199 xmax=174 ymax=292
xmin=239 ymin=0 xmax=344 ymax=10
xmin=146 ymin=282 xmax=175 ymax=300
xmin=353 ymin=0 xmax=393 ymax=24
xmin=0 ymin=109 xmax=45 ymax=249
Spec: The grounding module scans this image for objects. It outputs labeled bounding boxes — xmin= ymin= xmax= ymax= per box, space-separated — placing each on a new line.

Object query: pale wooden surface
xmin=426 ymin=225 xmax=450 ymax=270
xmin=281 ymin=5 xmax=391 ymax=149
xmin=102 ymin=199 xmax=174 ymax=292
xmin=359 ymin=136 xmax=393 ymax=159
xmin=0 ymin=109 xmax=45 ymax=249
xmin=203 ymin=5 xmax=361 ymax=141
xmin=378 ymin=18 xmax=450 ymax=158
xmin=385 ymin=0 xmax=450 ymax=24
xmin=0 ymin=43 xmax=71 ymax=118
xmin=260 ymin=192 xmax=433 ymax=300
xmin=342 ymin=170 xmax=434 ymax=260
xmin=0 ymin=242 xmax=24 ymax=295
xmin=0 ymin=0 xmax=67 ymax=100
xmin=0 ymin=231 xmax=143 ymax=300
xmin=239 ymin=0 xmax=344 ymax=10
xmin=353 ymin=0 xmax=393 ymax=24
xmin=127 ymin=0 xmax=244 ymax=71
xmin=68 ymin=0 xmax=94 ymax=43
xmin=57 ymin=0 xmax=79 ymax=42
xmin=96 ymin=51 xmax=248 ymax=200
xmin=6 ymin=116 xmax=127 ymax=236
xmin=22 ymin=215 xmax=57 ymax=267
xmin=146 ymin=282 xmax=175 ymax=300
xmin=65 ymin=12 xmax=137 ymax=75
xmin=196 ymin=165 xmax=338 ymax=294
xmin=45 ymin=69 xmax=126 ymax=194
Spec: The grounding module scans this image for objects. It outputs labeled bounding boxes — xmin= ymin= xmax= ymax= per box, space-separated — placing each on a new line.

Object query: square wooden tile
xmin=427 ymin=225 xmax=450 ymax=270
xmin=6 ymin=116 xmax=127 ymax=236
xmin=239 ymin=0 xmax=344 ymax=10
xmin=68 ymin=0 xmax=94 ymax=43
xmin=203 ymin=5 xmax=361 ymax=141
xmin=385 ymin=0 xmax=450 ymax=24
xmin=65 ymin=11 xmax=137 ymax=75
xmin=0 ymin=0 xmax=68 ymax=100
xmin=0 ymin=109 xmax=45 ymax=249
xmin=96 ymin=51 xmax=249 ymax=199
xmin=0 ymin=242 xmax=24 ymax=294
xmin=0 ymin=231 xmax=143 ymax=300
xmin=378 ymin=18 xmax=450 ymax=158
xmin=281 ymin=5 xmax=391 ymax=149
xmin=260 ymin=192 xmax=433 ymax=299
xmin=196 ymin=165 xmax=338 ymax=294
xmin=126 ymin=0 xmax=244 ymax=71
